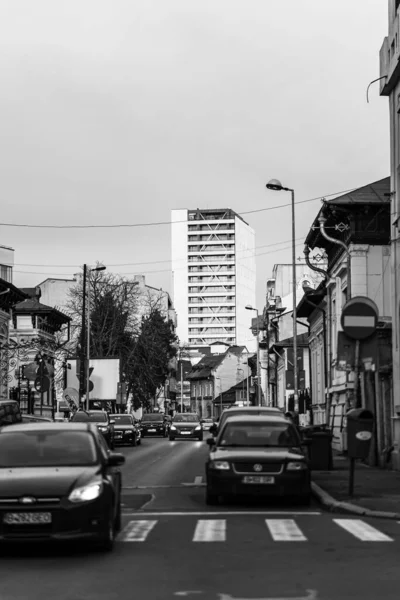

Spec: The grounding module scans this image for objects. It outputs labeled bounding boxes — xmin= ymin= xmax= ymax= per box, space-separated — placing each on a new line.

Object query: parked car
xmin=0 ymin=400 xmax=22 ymax=428
xmin=169 ymin=413 xmax=203 ymax=441
xmin=140 ymin=413 xmax=168 ymax=437
xmin=209 ymin=406 xmax=286 ymax=437
xmin=110 ymin=414 xmax=141 ymax=446
xmin=0 ymin=422 xmax=125 ymax=551
xmin=201 ymin=418 xmax=215 ymax=432
xmin=71 ymin=410 xmax=115 ymax=450
xmin=205 ymin=415 xmax=311 ymax=506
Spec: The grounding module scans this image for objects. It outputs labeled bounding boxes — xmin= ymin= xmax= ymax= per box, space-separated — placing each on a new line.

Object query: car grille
xmin=233 ymin=463 xmax=283 ymax=474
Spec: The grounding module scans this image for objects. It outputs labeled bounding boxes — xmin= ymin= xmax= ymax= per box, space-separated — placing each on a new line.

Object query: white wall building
xmin=171 ymin=208 xmax=256 ymax=351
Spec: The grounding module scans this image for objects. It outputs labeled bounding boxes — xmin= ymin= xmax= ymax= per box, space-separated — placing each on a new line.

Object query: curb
xmin=311 ymin=481 xmax=400 ymax=520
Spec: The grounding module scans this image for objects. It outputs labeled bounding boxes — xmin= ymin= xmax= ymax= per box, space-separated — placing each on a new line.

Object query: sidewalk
xmin=311 ymin=453 xmax=400 ymax=518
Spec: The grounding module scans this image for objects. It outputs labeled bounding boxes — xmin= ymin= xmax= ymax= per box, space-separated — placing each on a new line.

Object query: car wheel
xmin=198 ymin=434 xmax=203 ymax=441
xmin=98 ymin=510 xmax=115 ymax=552
xmin=169 ymin=436 xmax=175 ymax=441
xmin=110 ymin=440 xmax=115 ymax=451
xmin=205 ymin=489 xmax=219 ymax=506
xmin=131 ymin=436 xmax=137 ymax=447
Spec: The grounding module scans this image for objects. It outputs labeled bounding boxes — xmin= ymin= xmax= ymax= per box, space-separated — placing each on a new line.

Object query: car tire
xmin=198 ymin=434 xmax=203 ymax=441
xmin=205 ymin=489 xmax=219 ymax=506
xmin=98 ymin=510 xmax=115 ymax=552
xmin=131 ymin=436 xmax=137 ymax=447
xmin=110 ymin=441 xmax=115 ymax=451
xmin=169 ymin=436 xmax=175 ymax=441
xmin=115 ymin=500 xmax=122 ymax=533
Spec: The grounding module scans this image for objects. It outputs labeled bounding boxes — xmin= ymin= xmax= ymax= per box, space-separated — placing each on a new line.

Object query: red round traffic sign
xmin=340 ymin=296 xmax=378 ymax=340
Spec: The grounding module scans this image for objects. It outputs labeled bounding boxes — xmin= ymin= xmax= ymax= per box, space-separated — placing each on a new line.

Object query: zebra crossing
xmin=118 ymin=517 xmax=397 ymax=544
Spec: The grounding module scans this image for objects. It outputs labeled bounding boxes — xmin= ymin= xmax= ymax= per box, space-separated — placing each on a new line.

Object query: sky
xmin=0 ymin=0 xmax=390 ymax=311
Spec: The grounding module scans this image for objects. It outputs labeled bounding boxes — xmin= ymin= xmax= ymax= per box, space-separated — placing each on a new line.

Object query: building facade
xmin=380 ymin=0 xmax=400 ymax=469
xmin=171 ymin=208 xmax=256 ymax=351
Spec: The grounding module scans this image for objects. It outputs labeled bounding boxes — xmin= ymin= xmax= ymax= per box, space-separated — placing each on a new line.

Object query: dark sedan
xmin=140 ymin=413 xmax=168 ymax=437
xmin=205 ymin=415 xmax=311 ymax=506
xmin=110 ymin=414 xmax=141 ymax=446
xmin=210 ymin=406 xmax=286 ymax=437
xmin=71 ymin=410 xmax=115 ymax=449
xmin=0 ymin=422 xmax=125 ymax=551
xmin=169 ymin=413 xmax=203 ymax=441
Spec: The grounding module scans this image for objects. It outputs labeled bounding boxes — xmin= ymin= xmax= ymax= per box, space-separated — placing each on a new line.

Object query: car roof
xmin=223 ymin=406 xmax=283 ymax=413
xmin=0 ymin=422 xmax=97 ymax=433
xmin=221 ymin=415 xmax=293 ymax=425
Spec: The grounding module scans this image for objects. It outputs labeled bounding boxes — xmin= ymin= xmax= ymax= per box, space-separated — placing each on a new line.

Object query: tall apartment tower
xmin=171 ymin=208 xmax=256 ymax=351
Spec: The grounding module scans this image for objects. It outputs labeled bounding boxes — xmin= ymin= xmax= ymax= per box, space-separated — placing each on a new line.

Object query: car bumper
xmin=206 ymin=470 xmax=311 ymax=497
xmin=170 ymin=430 xmax=202 ymax=438
xmin=141 ymin=428 xmax=164 ymax=435
xmin=0 ymin=497 xmax=111 ymax=543
xmin=114 ymin=431 xmax=136 ymax=444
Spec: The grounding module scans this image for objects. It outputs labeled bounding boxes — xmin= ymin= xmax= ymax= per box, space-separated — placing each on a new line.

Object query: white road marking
xmin=118 ymin=519 xmax=157 ymax=542
xmin=265 ymin=519 xmax=307 ymax=542
xmin=217 ymin=591 xmax=318 ymax=600
xmin=123 ymin=511 xmax=321 ymax=516
xmin=334 ymin=519 xmax=394 ymax=541
xmin=193 ymin=519 xmax=226 ymax=542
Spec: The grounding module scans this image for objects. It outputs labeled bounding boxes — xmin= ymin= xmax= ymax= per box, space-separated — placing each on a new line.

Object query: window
xmin=0 ymin=265 xmax=12 ymax=283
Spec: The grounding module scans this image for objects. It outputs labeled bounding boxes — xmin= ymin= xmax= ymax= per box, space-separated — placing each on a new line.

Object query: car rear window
xmin=112 ymin=415 xmax=133 ymax=425
xmin=0 ymin=430 xmax=98 ymax=467
xmin=219 ymin=421 xmax=300 ymax=448
xmin=72 ymin=411 xmax=107 ymax=423
xmin=142 ymin=414 xmax=163 ymax=421
xmin=173 ymin=414 xmax=199 ymax=423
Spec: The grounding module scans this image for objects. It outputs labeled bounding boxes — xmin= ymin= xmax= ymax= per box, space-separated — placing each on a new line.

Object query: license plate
xmin=4 ymin=512 xmax=52 ymax=525
xmin=148 ymin=428 xmax=156 ymax=432
xmin=242 ymin=476 xmax=275 ymax=484
xmin=181 ymin=431 xmax=191 ymax=434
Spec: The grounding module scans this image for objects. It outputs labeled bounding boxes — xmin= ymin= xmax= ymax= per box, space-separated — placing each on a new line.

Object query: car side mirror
xmin=207 ymin=438 xmax=215 ymax=447
xmin=107 ymin=452 xmax=125 ymax=466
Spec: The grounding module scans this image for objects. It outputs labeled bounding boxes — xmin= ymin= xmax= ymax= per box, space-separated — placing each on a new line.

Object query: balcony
xmin=188 ymin=256 xmax=235 ymax=263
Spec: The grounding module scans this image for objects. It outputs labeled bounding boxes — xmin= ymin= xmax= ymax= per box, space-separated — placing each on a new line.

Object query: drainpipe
xmin=296 ymin=318 xmax=312 ymax=418
xmin=317 ymin=215 xmax=351 ymax=301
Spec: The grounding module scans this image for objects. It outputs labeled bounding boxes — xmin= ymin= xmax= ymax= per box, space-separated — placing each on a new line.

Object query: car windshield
xmin=0 ymin=431 xmax=98 ymax=467
xmin=219 ymin=422 xmax=300 ymax=447
xmin=142 ymin=414 xmax=162 ymax=421
xmin=112 ymin=415 xmax=133 ymax=425
xmin=173 ymin=414 xmax=199 ymax=423
xmin=72 ymin=411 xmax=107 ymax=423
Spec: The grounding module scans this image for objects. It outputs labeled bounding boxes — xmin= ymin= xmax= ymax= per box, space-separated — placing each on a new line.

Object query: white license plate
xmin=4 ymin=512 xmax=52 ymax=525
xmin=242 ymin=476 xmax=275 ymax=485
xmin=180 ymin=431 xmax=191 ymax=434
xmin=148 ymin=428 xmax=156 ymax=432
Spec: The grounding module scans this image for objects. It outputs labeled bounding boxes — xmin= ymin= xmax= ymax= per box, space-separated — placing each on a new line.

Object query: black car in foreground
xmin=110 ymin=414 xmax=141 ymax=446
xmin=169 ymin=413 xmax=203 ymax=441
xmin=205 ymin=415 xmax=311 ymax=506
xmin=71 ymin=410 xmax=115 ymax=449
xmin=0 ymin=422 xmax=125 ymax=551
xmin=140 ymin=413 xmax=168 ymax=437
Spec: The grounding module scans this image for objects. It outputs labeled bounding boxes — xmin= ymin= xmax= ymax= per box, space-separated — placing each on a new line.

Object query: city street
xmin=1 ymin=435 xmax=400 ymax=600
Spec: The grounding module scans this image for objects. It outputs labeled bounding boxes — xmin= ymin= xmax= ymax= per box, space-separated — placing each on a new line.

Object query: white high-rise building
xmin=171 ymin=208 xmax=256 ymax=351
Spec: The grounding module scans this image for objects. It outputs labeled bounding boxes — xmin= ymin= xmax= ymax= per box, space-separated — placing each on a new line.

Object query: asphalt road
xmin=2 ymin=434 xmax=400 ymax=600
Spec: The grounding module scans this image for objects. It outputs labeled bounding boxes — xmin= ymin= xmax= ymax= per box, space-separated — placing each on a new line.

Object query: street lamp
xmin=81 ymin=264 xmax=106 ymax=410
xmin=237 ymin=368 xmax=245 ymax=406
xmin=266 ymin=179 xmax=298 ymax=413
xmin=245 ymin=305 xmax=261 ymax=406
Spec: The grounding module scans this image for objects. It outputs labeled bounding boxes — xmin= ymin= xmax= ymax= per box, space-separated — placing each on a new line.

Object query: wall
xmin=0 ymin=245 xmax=14 ymax=283
xmin=171 ymin=209 xmax=189 ymax=345
xmin=234 ymin=216 xmax=256 ymax=351
xmin=38 ymin=277 xmax=77 ymax=312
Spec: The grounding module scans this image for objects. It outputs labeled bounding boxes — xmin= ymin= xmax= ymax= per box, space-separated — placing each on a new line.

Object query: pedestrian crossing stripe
xmin=117 ymin=518 xmax=396 ymax=543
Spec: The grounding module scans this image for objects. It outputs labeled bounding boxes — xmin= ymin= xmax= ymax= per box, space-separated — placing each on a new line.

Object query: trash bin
xmin=303 ymin=426 xmax=333 ymax=470
xmin=346 ymin=408 xmax=374 ymax=459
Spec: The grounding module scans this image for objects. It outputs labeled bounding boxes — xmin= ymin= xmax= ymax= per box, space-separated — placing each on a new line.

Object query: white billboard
xmin=67 ymin=358 xmax=120 ymax=401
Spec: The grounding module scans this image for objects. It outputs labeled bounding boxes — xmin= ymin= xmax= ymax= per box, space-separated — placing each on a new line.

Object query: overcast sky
xmin=0 ymin=0 xmax=389 ymax=310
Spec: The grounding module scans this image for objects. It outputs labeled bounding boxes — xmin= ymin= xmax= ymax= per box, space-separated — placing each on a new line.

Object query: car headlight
xmin=286 ymin=461 xmax=307 ymax=471
xmin=195 ymin=425 xmax=201 ymax=430
xmin=68 ymin=480 xmax=103 ymax=503
xmin=170 ymin=425 xmax=177 ymax=430
xmin=209 ymin=460 xmax=230 ymax=470
xmin=98 ymin=426 xmax=108 ymax=431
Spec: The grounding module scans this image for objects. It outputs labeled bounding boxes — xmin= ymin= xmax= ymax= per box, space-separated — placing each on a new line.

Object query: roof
xmin=13 ymin=298 xmax=71 ymax=324
xmin=0 ymin=422 xmax=94 ymax=433
xmin=227 ymin=345 xmax=247 ymax=356
xmin=218 ymin=415 xmax=291 ymax=424
xmin=188 ymin=207 xmax=249 ymax=226
xmin=0 ymin=278 xmax=28 ymax=310
xmin=186 ymin=354 xmax=225 ymax=380
xmin=305 ymin=177 xmax=390 ymax=250
xmin=268 ymin=333 xmax=309 ymax=353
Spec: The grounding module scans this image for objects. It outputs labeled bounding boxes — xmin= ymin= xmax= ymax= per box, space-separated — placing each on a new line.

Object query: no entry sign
xmin=340 ymin=296 xmax=379 ymax=341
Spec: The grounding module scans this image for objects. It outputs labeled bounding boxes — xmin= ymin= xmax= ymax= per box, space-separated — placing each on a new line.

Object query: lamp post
xmin=245 ymin=305 xmax=261 ymax=406
xmin=237 ymin=368 xmax=245 ymax=406
xmin=85 ymin=265 xmax=106 ymax=410
xmin=215 ymin=377 xmax=223 ymax=418
xmin=266 ymin=179 xmax=298 ymax=413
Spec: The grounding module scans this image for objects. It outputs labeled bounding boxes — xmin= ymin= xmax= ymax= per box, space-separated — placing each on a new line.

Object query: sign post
xmin=340 ymin=296 xmax=378 ymax=496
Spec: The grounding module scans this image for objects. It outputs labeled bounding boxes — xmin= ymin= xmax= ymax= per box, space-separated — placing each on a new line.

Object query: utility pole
xmin=79 ymin=264 xmax=87 ymax=405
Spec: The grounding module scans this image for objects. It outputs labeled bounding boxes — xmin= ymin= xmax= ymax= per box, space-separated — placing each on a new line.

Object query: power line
xmin=0 ymin=186 xmax=356 ymax=230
